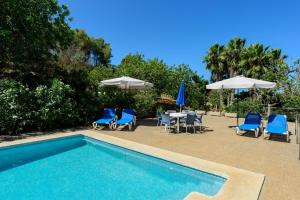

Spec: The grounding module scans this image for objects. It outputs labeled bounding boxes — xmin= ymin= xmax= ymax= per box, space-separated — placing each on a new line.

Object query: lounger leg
xmin=129 ymin=123 xmax=132 ymax=131
xmin=92 ymin=122 xmax=97 ymax=129
xmin=263 ymin=131 xmax=268 ymax=139
xmin=255 ymin=128 xmax=259 ymax=138
xmin=236 ymin=127 xmax=240 ymax=135
xmin=287 ymin=132 xmax=289 ymax=142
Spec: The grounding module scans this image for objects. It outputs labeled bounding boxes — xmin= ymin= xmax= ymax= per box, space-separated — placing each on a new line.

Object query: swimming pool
xmin=0 ymin=135 xmax=226 ymax=200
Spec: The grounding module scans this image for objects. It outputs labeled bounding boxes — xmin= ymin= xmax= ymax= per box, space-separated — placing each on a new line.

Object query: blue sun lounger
xmin=263 ymin=114 xmax=289 ymax=142
xmin=113 ymin=108 xmax=136 ymax=130
xmin=236 ymin=113 xmax=262 ymax=137
xmin=92 ymin=108 xmax=116 ymax=129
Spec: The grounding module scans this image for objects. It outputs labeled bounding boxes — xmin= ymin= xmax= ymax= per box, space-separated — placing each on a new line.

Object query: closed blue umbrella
xmin=176 ymin=80 xmax=185 ymax=112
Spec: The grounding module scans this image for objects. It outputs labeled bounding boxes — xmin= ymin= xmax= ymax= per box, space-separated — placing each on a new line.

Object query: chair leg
xmin=193 ymin=126 xmax=195 ymax=134
xmin=287 ymin=132 xmax=289 ymax=142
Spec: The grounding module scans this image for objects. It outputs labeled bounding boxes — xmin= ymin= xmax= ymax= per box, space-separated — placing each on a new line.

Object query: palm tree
xmin=240 ymin=44 xmax=269 ymax=79
xmin=223 ymin=37 xmax=246 ymax=105
xmin=203 ymin=44 xmax=228 ymax=82
xmin=203 ymin=44 xmax=228 ymax=111
xmin=224 ymin=37 xmax=246 ymax=77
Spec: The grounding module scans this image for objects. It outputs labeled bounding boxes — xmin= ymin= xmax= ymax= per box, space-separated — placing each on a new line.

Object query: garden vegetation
xmin=0 ymin=0 xmax=299 ymax=135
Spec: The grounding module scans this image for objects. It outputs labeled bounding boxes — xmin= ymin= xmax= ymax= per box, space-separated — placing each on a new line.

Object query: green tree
xmin=57 ymin=29 xmax=112 ymax=72
xmin=0 ymin=0 xmax=73 ymax=84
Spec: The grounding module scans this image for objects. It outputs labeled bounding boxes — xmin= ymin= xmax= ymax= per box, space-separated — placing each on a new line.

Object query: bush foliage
xmin=1 ymin=1 xmax=299 ymax=135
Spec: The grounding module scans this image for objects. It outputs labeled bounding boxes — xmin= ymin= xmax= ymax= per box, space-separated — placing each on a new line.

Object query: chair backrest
xmin=103 ymin=108 xmax=116 ymax=119
xmin=267 ymin=114 xmax=287 ymax=130
xmin=161 ymin=113 xmax=171 ymax=124
xmin=244 ymin=113 xmax=261 ymax=125
xmin=121 ymin=108 xmax=135 ymax=120
xmin=196 ymin=113 xmax=203 ymax=123
xmin=186 ymin=113 xmax=197 ymax=125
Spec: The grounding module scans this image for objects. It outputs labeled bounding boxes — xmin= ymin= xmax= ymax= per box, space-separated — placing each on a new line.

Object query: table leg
xmin=177 ymin=117 xmax=180 ymax=133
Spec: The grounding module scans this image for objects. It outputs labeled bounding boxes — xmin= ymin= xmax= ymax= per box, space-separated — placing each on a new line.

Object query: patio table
xmin=170 ymin=112 xmax=187 ymax=133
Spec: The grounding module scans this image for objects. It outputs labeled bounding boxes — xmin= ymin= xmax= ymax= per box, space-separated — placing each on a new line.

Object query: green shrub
xmin=282 ymin=95 xmax=300 ymax=121
xmin=33 ymin=79 xmax=78 ymax=130
xmin=0 ymin=80 xmax=33 ymax=135
xmin=133 ymin=89 xmax=156 ymax=118
xmin=225 ymin=98 xmax=264 ymax=117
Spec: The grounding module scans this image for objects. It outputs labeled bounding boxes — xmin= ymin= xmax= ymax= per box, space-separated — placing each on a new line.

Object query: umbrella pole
xmin=236 ymin=89 xmax=239 ymax=127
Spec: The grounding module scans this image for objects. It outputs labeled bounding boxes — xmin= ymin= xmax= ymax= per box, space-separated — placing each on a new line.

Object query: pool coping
xmin=0 ymin=130 xmax=265 ymax=200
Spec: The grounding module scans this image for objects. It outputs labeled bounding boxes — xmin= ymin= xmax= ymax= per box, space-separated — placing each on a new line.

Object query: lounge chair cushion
xmin=239 ymin=124 xmax=260 ymax=131
xmin=95 ymin=118 xmax=114 ymax=125
xmin=265 ymin=115 xmax=287 ymax=134
xmin=115 ymin=118 xmax=132 ymax=125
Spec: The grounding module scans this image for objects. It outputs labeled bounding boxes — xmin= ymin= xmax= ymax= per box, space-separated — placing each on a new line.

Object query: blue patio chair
xmin=236 ymin=113 xmax=262 ymax=137
xmin=263 ymin=114 xmax=289 ymax=142
xmin=156 ymin=111 xmax=162 ymax=126
xmin=92 ymin=108 xmax=116 ymax=129
xmin=160 ymin=113 xmax=176 ymax=133
xmin=182 ymin=113 xmax=198 ymax=134
xmin=195 ymin=113 xmax=203 ymax=131
xmin=113 ymin=108 xmax=136 ymax=131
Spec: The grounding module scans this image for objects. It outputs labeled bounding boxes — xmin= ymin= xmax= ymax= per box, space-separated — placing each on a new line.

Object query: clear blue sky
xmin=59 ymin=0 xmax=300 ymax=80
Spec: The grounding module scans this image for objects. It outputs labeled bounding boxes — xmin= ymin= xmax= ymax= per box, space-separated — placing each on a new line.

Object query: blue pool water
xmin=0 ymin=135 xmax=226 ymax=200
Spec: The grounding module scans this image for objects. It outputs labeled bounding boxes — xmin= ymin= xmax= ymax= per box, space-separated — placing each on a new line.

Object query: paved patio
xmin=1 ymin=115 xmax=299 ymax=200
xmin=93 ymin=115 xmax=300 ymax=200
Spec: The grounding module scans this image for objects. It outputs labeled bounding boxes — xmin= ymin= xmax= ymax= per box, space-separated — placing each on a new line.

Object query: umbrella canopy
xmin=206 ymin=76 xmax=276 ymax=127
xmin=206 ymin=76 xmax=276 ymax=89
xmin=176 ymin=80 xmax=186 ymax=111
xmin=100 ymin=76 xmax=153 ymax=89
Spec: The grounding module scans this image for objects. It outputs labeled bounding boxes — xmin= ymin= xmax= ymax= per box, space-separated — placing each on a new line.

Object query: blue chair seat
xmin=95 ymin=118 xmax=114 ymax=125
xmin=116 ymin=118 xmax=133 ymax=125
xmin=239 ymin=124 xmax=260 ymax=131
xmin=265 ymin=126 xmax=287 ymax=135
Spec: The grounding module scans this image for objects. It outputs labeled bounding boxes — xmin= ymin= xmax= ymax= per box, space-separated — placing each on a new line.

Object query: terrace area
xmin=89 ymin=115 xmax=299 ymax=200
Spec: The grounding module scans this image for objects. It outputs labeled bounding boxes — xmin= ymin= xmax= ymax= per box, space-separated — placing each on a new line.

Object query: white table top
xmin=169 ymin=113 xmax=187 ymax=118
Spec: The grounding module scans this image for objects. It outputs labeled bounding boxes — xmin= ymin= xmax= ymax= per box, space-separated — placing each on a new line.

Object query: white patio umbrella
xmin=100 ymin=76 xmax=153 ymax=89
xmin=206 ymin=75 xmax=276 ymax=126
